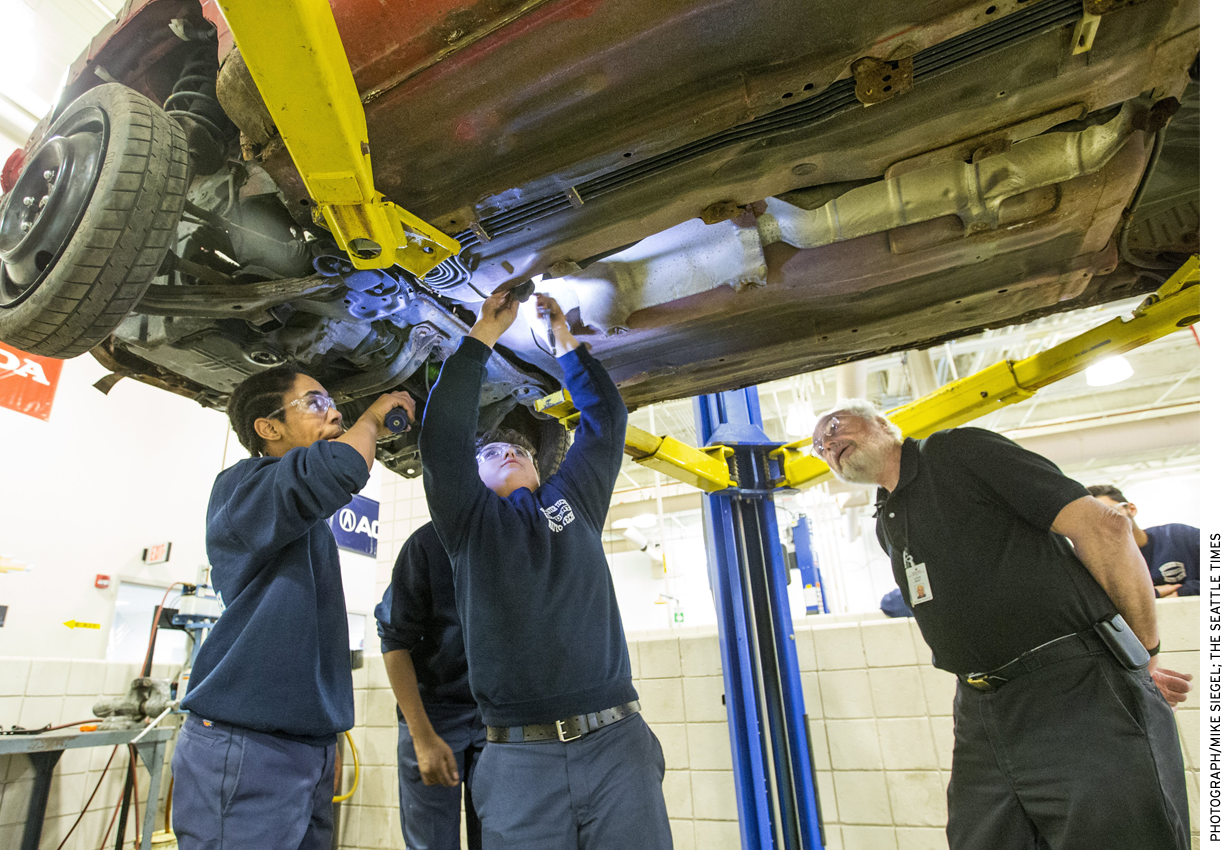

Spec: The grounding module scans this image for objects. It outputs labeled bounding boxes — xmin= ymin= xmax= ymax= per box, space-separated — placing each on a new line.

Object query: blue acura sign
xmin=329 ymin=494 xmax=380 ymax=557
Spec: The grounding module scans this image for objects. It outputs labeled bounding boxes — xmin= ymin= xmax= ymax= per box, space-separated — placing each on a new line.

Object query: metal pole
xmin=695 ymin=389 xmax=825 ymax=849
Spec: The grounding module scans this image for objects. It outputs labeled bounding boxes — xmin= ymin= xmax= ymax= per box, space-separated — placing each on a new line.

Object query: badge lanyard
xmin=892 ymin=500 xmax=934 ymax=606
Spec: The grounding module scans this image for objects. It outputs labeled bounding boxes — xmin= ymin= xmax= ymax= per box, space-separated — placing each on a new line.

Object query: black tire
xmin=499 ymin=404 xmax=571 ymax=479
xmin=0 ymin=84 xmax=189 ymax=358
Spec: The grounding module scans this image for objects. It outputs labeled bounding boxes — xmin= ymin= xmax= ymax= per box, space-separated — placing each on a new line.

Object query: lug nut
xmin=22 ymin=196 xmax=34 ymax=207
xmin=43 ymin=169 xmax=56 ymax=181
xmin=20 ymin=221 xmax=31 ymax=232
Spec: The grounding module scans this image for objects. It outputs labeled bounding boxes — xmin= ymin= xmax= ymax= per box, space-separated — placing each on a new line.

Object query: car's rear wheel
xmin=499 ymin=403 xmax=571 ymax=480
xmin=0 ymin=84 xmax=189 ymax=358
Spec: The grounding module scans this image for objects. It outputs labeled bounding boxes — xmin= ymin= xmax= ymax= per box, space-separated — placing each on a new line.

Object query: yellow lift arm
xmin=775 ymin=256 xmax=1200 ymax=490
xmin=535 ymin=391 xmax=734 ymax=492
xmin=216 ymin=0 xmax=459 ymax=274
xmin=539 ymin=257 xmax=1198 ymax=494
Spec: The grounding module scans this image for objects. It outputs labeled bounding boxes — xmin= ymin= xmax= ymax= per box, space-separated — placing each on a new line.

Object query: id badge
xmin=904 ymin=550 xmax=933 ymax=605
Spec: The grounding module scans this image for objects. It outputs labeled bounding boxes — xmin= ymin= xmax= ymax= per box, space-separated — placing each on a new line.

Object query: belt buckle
xmin=964 ymin=674 xmax=998 ymax=692
xmin=555 ymin=717 xmax=583 ymax=742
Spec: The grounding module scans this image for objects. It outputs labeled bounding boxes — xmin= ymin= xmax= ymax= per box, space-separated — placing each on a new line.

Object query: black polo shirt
xmin=875 ymin=428 xmax=1116 ymax=675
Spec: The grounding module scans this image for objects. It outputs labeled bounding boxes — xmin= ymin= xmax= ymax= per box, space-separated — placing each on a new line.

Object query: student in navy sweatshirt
xmin=172 ymin=365 xmax=413 ymax=850
xmin=419 ymin=292 xmax=671 ymax=850
xmin=375 ymin=521 xmax=486 ymax=850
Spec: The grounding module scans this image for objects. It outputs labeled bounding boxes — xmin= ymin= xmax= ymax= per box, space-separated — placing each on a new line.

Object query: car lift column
xmin=694 ymin=388 xmax=825 ymax=850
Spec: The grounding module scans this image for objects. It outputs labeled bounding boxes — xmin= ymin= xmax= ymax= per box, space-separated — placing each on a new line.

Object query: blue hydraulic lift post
xmin=792 ymin=518 xmax=830 ymax=615
xmin=694 ymin=388 xmax=825 ymax=850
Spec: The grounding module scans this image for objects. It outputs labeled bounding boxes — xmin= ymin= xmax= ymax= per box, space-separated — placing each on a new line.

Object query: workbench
xmin=0 ymin=726 xmax=174 ymax=850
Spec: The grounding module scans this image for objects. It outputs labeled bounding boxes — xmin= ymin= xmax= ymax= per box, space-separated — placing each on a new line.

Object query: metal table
xmin=0 ymin=726 xmax=174 ymax=850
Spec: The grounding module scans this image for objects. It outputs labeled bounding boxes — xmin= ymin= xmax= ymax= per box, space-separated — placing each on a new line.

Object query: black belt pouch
xmin=1094 ymin=614 xmax=1151 ymax=670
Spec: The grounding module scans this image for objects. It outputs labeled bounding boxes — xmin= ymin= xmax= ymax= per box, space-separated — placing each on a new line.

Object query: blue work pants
xmin=469 ymin=712 xmax=671 ymax=850
xmin=397 ymin=717 xmax=485 ymax=849
xmin=171 ymin=714 xmax=336 ymax=850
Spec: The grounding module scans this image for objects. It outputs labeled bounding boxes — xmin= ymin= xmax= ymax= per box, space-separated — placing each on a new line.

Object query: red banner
xmin=0 ymin=341 xmax=63 ymax=422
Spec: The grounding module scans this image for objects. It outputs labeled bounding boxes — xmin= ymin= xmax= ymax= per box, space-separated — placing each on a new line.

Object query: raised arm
xmin=419 ymin=293 xmax=520 ymax=544
xmin=543 ymin=297 xmax=628 ymax=523
xmin=335 ymin=391 xmax=415 ymax=470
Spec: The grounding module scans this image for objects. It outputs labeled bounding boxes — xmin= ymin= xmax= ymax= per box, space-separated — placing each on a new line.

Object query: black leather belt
xmin=961 ymin=628 xmax=1103 ymax=692
xmin=487 ymin=701 xmax=640 ymax=743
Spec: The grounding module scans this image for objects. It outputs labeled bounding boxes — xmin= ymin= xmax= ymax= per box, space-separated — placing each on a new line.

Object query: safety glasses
xmin=476 ymin=443 xmax=534 ymax=464
xmin=267 ymin=393 xmax=337 ymax=420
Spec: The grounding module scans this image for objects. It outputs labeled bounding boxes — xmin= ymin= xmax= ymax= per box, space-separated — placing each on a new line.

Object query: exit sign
xmin=143 ymin=543 xmax=172 ymax=565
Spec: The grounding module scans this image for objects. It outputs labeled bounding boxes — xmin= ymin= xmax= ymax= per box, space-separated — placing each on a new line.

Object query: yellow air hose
xmin=333 ymin=730 xmax=360 ymax=803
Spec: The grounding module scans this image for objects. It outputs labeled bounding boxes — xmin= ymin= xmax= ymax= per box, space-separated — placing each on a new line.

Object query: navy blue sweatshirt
xmin=1141 ymin=523 xmax=1200 ymax=596
xmin=182 ymin=441 xmax=369 ymax=742
xmin=374 ymin=521 xmax=479 ymax=733
xmin=419 ymin=336 xmax=636 ymax=727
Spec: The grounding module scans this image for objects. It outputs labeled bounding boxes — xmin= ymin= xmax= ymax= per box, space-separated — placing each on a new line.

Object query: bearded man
xmin=811 ymin=400 xmax=1192 ymax=850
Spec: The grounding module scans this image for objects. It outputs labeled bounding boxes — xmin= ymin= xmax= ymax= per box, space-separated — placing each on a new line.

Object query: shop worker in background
xmin=376 ymin=520 xmax=485 ymax=850
xmin=172 ymin=365 xmax=413 ymax=850
xmin=418 ymin=291 xmax=671 ymax=850
xmin=1088 ymin=484 xmax=1200 ymax=598
xmin=812 ymin=400 xmax=1192 ymax=850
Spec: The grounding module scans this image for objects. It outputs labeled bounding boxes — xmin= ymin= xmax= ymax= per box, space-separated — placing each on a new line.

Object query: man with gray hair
xmin=812 ymin=402 xmax=1191 ymax=850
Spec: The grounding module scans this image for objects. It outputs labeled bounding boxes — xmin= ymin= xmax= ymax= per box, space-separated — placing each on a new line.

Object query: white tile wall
xmin=867 ymin=667 xmax=927 ymax=718
xmin=686 ymin=723 xmax=734 ymax=771
xmin=679 ymin=634 xmax=722 ymax=677
xmin=827 ymin=718 xmax=883 ymax=771
xmin=878 ymin=718 xmax=938 ymax=771
xmin=813 ymin=624 xmax=868 ymax=670
xmin=817 ymin=669 xmax=876 ymax=718
xmin=639 ymin=637 xmax=683 ymax=678
xmin=834 ymin=770 xmax=893 ymax=824
xmin=860 ymin=620 xmax=918 ymax=668
xmin=885 ymin=771 xmax=947 ymax=827
xmin=681 ymin=675 xmax=726 ymax=722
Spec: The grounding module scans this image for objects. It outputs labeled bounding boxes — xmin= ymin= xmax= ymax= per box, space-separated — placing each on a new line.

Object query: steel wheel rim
xmin=0 ymin=106 xmax=106 ymax=308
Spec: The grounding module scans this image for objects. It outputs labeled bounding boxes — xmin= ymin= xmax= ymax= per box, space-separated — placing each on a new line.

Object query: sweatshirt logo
xmin=540 ymin=499 xmax=576 ymax=533
xmin=1159 ymin=561 xmax=1187 ymax=583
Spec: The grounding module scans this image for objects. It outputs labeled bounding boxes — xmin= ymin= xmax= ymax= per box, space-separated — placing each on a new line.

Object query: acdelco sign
xmin=0 ymin=341 xmax=62 ymax=422
xmin=328 ymin=494 xmax=380 ymax=558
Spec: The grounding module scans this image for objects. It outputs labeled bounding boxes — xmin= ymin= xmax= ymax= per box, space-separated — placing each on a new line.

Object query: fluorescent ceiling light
xmin=1084 ymin=355 xmax=1134 ymax=387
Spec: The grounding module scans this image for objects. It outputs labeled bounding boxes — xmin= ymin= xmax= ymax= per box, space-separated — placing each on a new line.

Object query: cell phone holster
xmin=1093 ymin=614 xmax=1151 ymax=670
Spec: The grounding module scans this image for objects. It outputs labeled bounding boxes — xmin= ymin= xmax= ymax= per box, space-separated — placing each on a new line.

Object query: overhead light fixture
xmin=1084 ymin=355 xmax=1133 ymax=387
